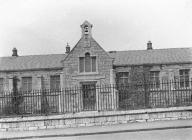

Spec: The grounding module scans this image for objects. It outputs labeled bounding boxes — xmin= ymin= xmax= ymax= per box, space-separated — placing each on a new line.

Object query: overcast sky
xmin=0 ymin=0 xmax=192 ymax=57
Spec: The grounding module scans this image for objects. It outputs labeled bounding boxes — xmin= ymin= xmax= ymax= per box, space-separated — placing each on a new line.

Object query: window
xmin=150 ymin=71 xmax=160 ymax=89
xmin=79 ymin=53 xmax=96 ymax=73
xmin=179 ymin=69 xmax=190 ymax=88
xmin=0 ymin=78 xmax=4 ymax=92
xmin=22 ymin=77 xmax=32 ymax=92
xmin=50 ymin=75 xmax=60 ymax=90
xmin=116 ymin=72 xmax=129 ymax=86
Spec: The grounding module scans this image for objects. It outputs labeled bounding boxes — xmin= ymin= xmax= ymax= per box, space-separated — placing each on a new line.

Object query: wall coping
xmin=1 ymin=106 xmax=192 ymax=123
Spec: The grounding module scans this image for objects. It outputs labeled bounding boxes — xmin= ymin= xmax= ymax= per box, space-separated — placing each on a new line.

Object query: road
xmin=24 ymin=127 xmax=192 ymax=140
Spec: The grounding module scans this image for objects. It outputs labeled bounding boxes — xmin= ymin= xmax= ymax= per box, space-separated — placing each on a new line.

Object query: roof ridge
xmin=0 ymin=53 xmax=65 ymax=58
xmin=108 ymin=47 xmax=192 ymax=53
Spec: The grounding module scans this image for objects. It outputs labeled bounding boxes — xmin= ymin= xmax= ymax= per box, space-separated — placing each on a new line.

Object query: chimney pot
xmin=12 ymin=48 xmax=18 ymax=56
xmin=147 ymin=41 xmax=153 ymax=50
xmin=66 ymin=43 xmax=70 ymax=54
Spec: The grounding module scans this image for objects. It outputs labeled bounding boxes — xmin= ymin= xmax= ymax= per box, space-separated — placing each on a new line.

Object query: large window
xmin=50 ymin=75 xmax=60 ymax=90
xmin=116 ymin=72 xmax=129 ymax=86
xmin=150 ymin=71 xmax=160 ymax=89
xmin=22 ymin=77 xmax=32 ymax=92
xmin=0 ymin=78 xmax=4 ymax=92
xmin=79 ymin=53 xmax=96 ymax=73
xmin=179 ymin=69 xmax=190 ymax=88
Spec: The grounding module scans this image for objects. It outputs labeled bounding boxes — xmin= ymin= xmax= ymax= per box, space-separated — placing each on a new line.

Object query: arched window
xmin=79 ymin=53 xmax=96 ymax=73
xmin=85 ymin=53 xmax=91 ymax=72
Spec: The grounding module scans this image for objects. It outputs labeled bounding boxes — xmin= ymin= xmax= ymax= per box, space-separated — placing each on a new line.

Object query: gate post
xmin=96 ymin=86 xmax=100 ymax=111
xmin=143 ymin=73 xmax=149 ymax=108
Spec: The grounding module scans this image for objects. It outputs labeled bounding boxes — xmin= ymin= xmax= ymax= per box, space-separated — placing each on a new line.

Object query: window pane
xmin=179 ymin=69 xmax=190 ymax=88
xmin=50 ymin=75 xmax=60 ymax=90
xmin=92 ymin=57 xmax=96 ymax=72
xmin=22 ymin=77 xmax=32 ymax=91
xmin=185 ymin=80 xmax=189 ymax=87
xmin=118 ymin=72 xmax=123 ymax=77
xmin=116 ymin=72 xmax=129 ymax=86
xmin=85 ymin=54 xmax=91 ymax=72
xmin=179 ymin=70 xmax=183 ymax=76
xmin=180 ymin=80 xmax=184 ymax=88
xmin=150 ymin=71 xmax=160 ymax=88
xmin=79 ymin=57 xmax=84 ymax=73
xmin=124 ymin=72 xmax=129 ymax=77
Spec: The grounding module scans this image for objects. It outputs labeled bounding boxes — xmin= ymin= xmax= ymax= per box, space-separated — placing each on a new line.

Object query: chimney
xmin=12 ymin=48 xmax=18 ymax=56
xmin=147 ymin=41 xmax=152 ymax=50
xmin=65 ymin=43 xmax=70 ymax=54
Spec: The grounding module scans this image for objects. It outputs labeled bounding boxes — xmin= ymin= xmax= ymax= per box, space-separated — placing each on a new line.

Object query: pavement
xmin=1 ymin=119 xmax=192 ymax=140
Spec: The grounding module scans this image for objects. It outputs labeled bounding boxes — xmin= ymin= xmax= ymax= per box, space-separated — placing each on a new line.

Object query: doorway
xmin=81 ymin=82 xmax=96 ymax=111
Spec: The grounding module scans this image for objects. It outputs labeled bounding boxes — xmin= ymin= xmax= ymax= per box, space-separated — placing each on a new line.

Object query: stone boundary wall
xmin=0 ymin=106 xmax=192 ymax=131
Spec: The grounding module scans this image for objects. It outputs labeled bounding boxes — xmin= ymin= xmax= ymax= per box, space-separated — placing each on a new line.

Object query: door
xmin=82 ymin=82 xmax=96 ymax=111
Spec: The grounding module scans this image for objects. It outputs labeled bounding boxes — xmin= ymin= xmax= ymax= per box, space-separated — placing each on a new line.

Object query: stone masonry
xmin=0 ymin=106 xmax=192 ymax=131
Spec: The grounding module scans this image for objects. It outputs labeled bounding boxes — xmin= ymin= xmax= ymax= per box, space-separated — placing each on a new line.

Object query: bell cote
xmin=81 ymin=20 xmax=93 ymax=39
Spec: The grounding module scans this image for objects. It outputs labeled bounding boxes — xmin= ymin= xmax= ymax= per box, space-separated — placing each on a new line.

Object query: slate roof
xmin=0 ymin=54 xmax=66 ymax=71
xmin=109 ymin=48 xmax=192 ymax=66
xmin=0 ymin=48 xmax=192 ymax=71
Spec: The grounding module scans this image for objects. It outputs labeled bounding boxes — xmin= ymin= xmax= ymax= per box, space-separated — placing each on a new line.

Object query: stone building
xmin=0 ymin=21 xmax=192 ymax=112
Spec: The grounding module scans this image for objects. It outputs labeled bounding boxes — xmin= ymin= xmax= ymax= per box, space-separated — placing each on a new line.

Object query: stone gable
xmin=62 ymin=37 xmax=113 ymax=88
xmin=61 ymin=21 xmax=113 ymax=88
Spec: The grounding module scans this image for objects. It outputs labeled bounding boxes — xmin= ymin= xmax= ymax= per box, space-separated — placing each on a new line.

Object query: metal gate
xmin=82 ymin=82 xmax=96 ymax=111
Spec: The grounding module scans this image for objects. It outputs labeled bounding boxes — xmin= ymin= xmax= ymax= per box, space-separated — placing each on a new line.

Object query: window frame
xmin=149 ymin=71 xmax=160 ymax=89
xmin=116 ymin=72 xmax=129 ymax=86
xmin=22 ymin=77 xmax=32 ymax=92
xmin=50 ymin=75 xmax=61 ymax=90
xmin=179 ymin=69 xmax=190 ymax=88
xmin=79 ymin=53 xmax=97 ymax=74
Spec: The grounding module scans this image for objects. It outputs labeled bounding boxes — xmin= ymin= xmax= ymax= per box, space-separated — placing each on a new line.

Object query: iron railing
xmin=0 ymin=81 xmax=192 ymax=117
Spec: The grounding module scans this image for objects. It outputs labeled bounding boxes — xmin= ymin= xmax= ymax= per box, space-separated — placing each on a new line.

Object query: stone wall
xmin=0 ymin=106 xmax=192 ymax=131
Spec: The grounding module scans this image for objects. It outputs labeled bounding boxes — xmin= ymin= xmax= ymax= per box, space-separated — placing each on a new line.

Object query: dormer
xmin=81 ymin=20 xmax=93 ymax=39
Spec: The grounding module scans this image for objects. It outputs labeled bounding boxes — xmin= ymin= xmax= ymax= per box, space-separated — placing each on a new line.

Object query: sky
xmin=0 ymin=0 xmax=192 ymax=57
